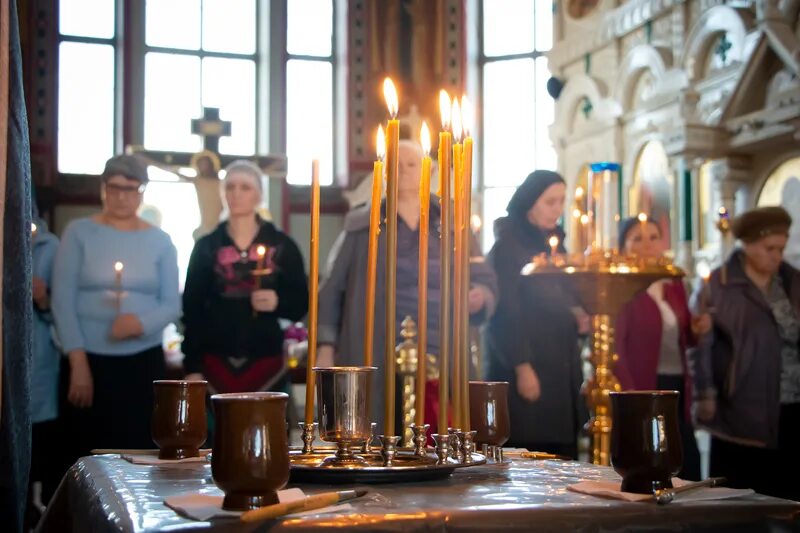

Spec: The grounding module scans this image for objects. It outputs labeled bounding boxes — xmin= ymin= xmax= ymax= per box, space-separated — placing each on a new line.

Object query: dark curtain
xmin=0 ymin=0 xmax=33 ymax=530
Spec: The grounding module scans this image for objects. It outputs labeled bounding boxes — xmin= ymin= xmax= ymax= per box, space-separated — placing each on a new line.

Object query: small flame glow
xmin=256 ymin=245 xmax=266 ymax=257
xmin=451 ymin=99 xmax=463 ymax=142
xmin=376 ymin=125 xmax=386 ymax=160
xmin=580 ymin=214 xmax=590 ymax=225
xmin=420 ymin=122 xmax=431 ymax=155
xmin=573 ymin=208 xmax=582 ymax=219
xmin=383 ymin=77 xmax=399 ymax=118
xmin=114 ymin=261 xmax=124 ymax=273
xmin=471 ymin=214 xmax=482 ymax=232
xmin=548 ymin=236 xmax=559 ymax=248
xmin=575 ymin=186 xmax=584 ymax=198
xmin=439 ymin=90 xmax=451 ymax=129
xmin=31 ymin=223 xmax=37 ymax=233
xmin=638 ymin=212 xmax=648 ymax=223
xmin=697 ymin=262 xmax=711 ymax=281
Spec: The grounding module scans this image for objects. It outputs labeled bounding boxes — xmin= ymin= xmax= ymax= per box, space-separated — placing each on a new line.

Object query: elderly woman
xmin=52 ymin=154 xmax=180 ymax=456
xmin=693 ymin=206 xmax=799 ymax=500
xmin=615 ymin=216 xmax=706 ymax=480
xmin=485 ymin=170 xmax=589 ymax=459
xmin=182 ymin=160 xmax=308 ymax=394
xmin=318 ymin=140 xmax=498 ymax=433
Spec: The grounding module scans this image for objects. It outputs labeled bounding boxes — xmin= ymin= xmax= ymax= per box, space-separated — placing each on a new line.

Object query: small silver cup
xmin=314 ymin=366 xmax=376 ymax=466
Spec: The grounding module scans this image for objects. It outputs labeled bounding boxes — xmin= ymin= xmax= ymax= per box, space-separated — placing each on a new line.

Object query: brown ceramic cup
xmin=210 ymin=392 xmax=290 ymax=511
xmin=610 ymin=391 xmax=683 ymax=494
xmin=151 ymin=380 xmax=208 ymax=460
xmin=468 ymin=381 xmax=511 ymax=447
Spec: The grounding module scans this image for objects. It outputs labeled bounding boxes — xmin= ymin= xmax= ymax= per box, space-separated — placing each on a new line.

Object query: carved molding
xmin=682 ymin=5 xmax=754 ymax=82
xmin=550 ymin=0 xmax=685 ymax=69
xmin=614 ymin=44 xmax=673 ymax=111
xmin=552 ymin=74 xmax=621 ymax=139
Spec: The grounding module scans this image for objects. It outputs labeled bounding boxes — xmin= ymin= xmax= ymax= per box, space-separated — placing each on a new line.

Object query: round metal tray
xmin=288 ymin=448 xmax=486 ymax=484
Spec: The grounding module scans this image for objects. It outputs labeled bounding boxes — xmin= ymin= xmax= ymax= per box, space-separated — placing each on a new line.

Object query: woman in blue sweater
xmin=52 ymin=154 xmax=180 ymax=456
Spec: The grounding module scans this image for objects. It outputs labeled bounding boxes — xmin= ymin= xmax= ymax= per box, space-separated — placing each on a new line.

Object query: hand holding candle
xmin=549 ymin=235 xmax=560 ymax=258
xmin=114 ymin=261 xmax=124 ymax=314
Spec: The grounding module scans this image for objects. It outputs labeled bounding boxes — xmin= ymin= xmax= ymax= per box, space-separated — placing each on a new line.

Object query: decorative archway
xmin=682 ymin=5 xmax=752 ymax=82
xmin=614 ymin=44 xmax=672 ymax=112
xmin=630 ymin=140 xmax=673 ymax=250
xmin=552 ymin=74 xmax=615 ymax=139
xmin=757 ymin=156 xmax=800 ymax=267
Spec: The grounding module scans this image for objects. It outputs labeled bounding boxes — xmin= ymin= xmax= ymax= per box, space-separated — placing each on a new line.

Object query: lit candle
xmin=383 ymin=77 xmax=400 ymax=436
xmin=638 ymin=212 xmax=648 ymax=238
xmin=256 ymin=244 xmax=267 ymax=272
xmin=31 ymin=222 xmax=38 ymax=236
xmin=460 ymin=95 xmax=474 ymax=433
xmin=437 ymin=89 xmax=452 ymax=436
xmin=549 ymin=235 xmax=560 ymax=257
xmin=364 ymin=126 xmax=385 ymax=367
xmin=114 ymin=261 xmax=124 ymax=314
xmin=471 ymin=214 xmax=482 ymax=234
xmin=451 ymin=97 xmax=464 ymax=430
xmin=304 ymin=158 xmax=321 ymax=426
xmin=415 ymin=121 xmax=432 ymax=426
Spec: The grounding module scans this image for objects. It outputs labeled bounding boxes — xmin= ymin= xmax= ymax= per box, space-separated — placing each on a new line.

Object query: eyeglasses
xmin=105 ymin=183 xmax=146 ymax=195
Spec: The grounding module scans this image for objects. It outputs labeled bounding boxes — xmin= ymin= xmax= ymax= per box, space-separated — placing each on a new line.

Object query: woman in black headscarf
xmin=485 ymin=170 xmax=588 ymax=458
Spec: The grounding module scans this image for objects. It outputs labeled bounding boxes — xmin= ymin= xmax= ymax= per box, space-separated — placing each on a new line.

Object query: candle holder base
xmin=411 ymin=423 xmax=430 ymax=457
xmin=299 ymin=422 xmax=317 ymax=454
xmin=288 ymin=446 xmax=484 ymax=483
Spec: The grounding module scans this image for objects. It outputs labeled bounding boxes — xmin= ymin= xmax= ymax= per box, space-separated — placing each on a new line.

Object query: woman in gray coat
xmin=692 ymin=206 xmax=799 ymax=500
xmin=317 ymin=140 xmax=498 ymax=434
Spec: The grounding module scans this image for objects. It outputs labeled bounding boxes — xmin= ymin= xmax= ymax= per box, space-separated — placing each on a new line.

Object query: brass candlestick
xmin=522 ymin=250 xmax=683 ymax=465
xmin=396 ymin=317 xmax=419 ymax=446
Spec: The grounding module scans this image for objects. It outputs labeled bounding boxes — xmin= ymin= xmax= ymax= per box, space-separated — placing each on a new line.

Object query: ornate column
xmin=708 ymin=157 xmax=751 ymax=261
xmin=669 ymin=154 xmax=703 ymax=273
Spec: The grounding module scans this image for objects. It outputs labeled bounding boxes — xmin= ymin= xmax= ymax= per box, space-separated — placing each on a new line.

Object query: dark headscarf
xmin=732 ymin=206 xmax=792 ymax=243
xmin=618 ymin=215 xmax=660 ymax=248
xmin=506 ymin=170 xmax=565 ymax=220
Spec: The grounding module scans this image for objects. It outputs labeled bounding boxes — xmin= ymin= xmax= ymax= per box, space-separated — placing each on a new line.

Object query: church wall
xmin=288 ymin=213 xmax=345 ymax=279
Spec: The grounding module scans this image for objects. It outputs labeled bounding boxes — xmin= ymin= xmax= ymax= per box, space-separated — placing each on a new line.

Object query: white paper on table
xmin=164 ymin=488 xmax=353 ymax=521
xmin=567 ymin=478 xmax=754 ymax=503
xmin=121 ymin=451 xmax=210 ymax=465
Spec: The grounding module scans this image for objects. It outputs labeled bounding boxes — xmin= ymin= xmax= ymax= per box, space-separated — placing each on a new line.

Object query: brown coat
xmin=691 ymin=250 xmax=800 ymax=448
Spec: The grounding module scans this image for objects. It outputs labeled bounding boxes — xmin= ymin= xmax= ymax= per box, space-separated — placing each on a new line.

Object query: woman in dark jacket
xmin=615 ymin=216 xmax=704 ymax=480
xmin=485 ymin=170 xmax=588 ymax=458
xmin=182 ymin=160 xmax=308 ymax=394
xmin=692 ymin=206 xmax=800 ymax=500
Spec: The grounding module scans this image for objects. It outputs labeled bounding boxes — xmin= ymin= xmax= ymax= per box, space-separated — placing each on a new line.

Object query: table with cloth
xmin=37 ymin=455 xmax=800 ymax=532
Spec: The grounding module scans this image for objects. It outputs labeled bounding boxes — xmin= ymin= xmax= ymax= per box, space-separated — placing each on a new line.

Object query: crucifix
xmin=129 ymin=107 xmax=287 ymax=240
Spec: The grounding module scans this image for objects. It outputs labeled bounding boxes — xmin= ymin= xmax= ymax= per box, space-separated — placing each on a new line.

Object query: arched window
xmin=758 ymin=157 xmax=800 ymax=268
xmin=630 ymin=141 xmax=672 ymax=250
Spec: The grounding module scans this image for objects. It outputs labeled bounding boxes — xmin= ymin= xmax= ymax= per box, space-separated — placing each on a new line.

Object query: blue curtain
xmin=0 ymin=0 xmax=33 ymax=530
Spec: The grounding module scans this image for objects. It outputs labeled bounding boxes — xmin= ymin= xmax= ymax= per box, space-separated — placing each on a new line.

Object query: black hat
xmin=506 ymin=170 xmax=565 ymax=219
xmin=732 ymin=206 xmax=792 ymax=243
xmin=101 ymin=154 xmax=149 ymax=184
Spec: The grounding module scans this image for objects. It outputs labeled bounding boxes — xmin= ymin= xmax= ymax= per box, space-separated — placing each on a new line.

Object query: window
xmin=479 ymin=0 xmax=555 ymax=251
xmin=285 ymin=0 xmax=335 ymax=185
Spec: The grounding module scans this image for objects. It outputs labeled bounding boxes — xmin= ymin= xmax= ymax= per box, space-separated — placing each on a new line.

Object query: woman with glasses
xmin=52 ymin=154 xmax=180 ymax=461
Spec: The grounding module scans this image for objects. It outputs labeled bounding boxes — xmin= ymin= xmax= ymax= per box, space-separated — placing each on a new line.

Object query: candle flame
xmin=439 ymin=90 xmax=451 ymax=129
xmin=461 ymin=95 xmax=473 ymax=136
xmin=471 ymin=214 xmax=482 ymax=232
xmin=575 ymin=186 xmax=584 ymax=198
xmin=31 ymin=222 xmax=37 ymax=233
xmin=420 ymin=121 xmax=431 ymax=155
xmin=580 ymin=214 xmax=589 ymax=225
xmin=549 ymin=236 xmax=559 ymax=248
xmin=383 ymin=77 xmax=399 ymax=118
xmin=256 ymin=244 xmax=266 ymax=258
xmin=718 ymin=206 xmax=728 ymax=218
xmin=573 ymin=208 xmax=582 ymax=219
xmin=451 ymin=99 xmax=463 ymax=141
xmin=376 ymin=125 xmax=386 ymax=160
xmin=697 ymin=262 xmax=711 ymax=281
xmin=114 ymin=261 xmax=124 ymax=273
xmin=637 ymin=212 xmax=648 ymax=223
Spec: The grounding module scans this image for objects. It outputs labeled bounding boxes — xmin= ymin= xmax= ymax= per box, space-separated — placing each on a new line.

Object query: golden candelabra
xmin=522 ymin=250 xmax=683 ymax=465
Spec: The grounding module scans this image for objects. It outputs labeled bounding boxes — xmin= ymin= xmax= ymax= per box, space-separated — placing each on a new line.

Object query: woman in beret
xmin=692 ymin=206 xmax=800 ymax=499
xmin=615 ymin=216 xmax=707 ymax=480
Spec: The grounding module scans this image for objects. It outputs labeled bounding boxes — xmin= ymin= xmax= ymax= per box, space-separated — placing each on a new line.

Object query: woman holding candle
xmin=691 ymin=206 xmax=800 ymax=500
xmin=318 ymin=140 xmax=498 ymax=433
xmin=52 ymin=154 xmax=180 ymax=460
xmin=485 ymin=170 xmax=589 ymax=459
xmin=182 ymin=160 xmax=309 ymax=396
xmin=615 ymin=216 xmax=709 ymax=480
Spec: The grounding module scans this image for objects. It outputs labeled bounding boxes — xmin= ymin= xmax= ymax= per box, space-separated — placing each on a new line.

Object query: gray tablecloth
xmin=37 ymin=455 xmax=800 ymax=532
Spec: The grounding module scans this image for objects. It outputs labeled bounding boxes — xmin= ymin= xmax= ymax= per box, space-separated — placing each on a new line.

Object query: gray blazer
xmin=691 ymin=250 xmax=800 ymax=448
xmin=318 ymin=196 xmax=498 ymax=432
